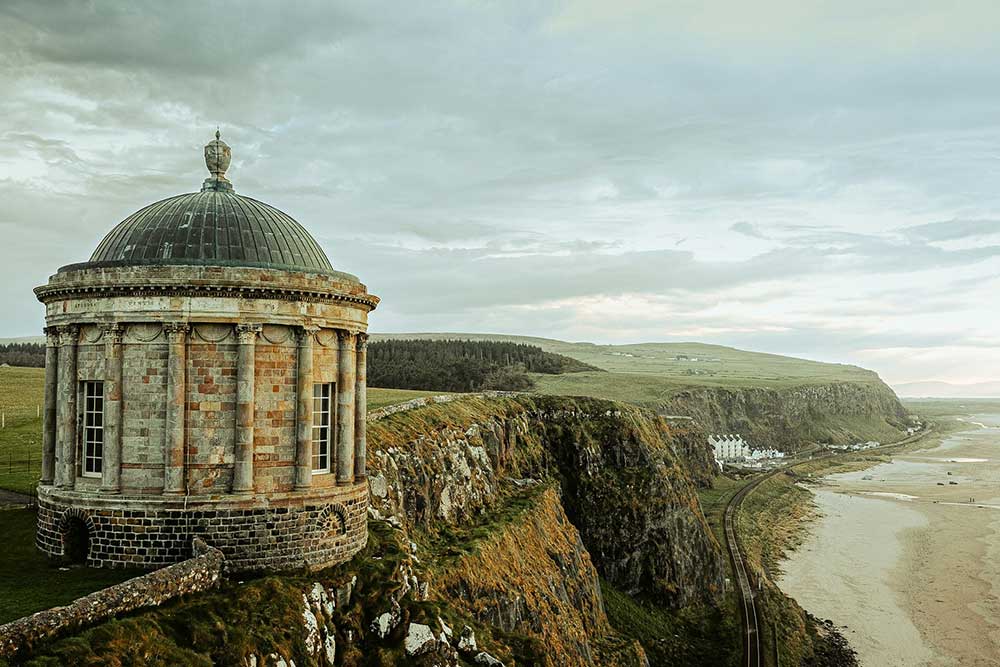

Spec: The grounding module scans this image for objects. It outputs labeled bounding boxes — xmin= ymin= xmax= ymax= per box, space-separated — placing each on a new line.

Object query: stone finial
xmin=202 ymin=130 xmax=233 ymax=192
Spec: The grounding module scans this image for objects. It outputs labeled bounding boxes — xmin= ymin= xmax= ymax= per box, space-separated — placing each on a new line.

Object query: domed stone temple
xmin=33 ymin=133 xmax=378 ymax=572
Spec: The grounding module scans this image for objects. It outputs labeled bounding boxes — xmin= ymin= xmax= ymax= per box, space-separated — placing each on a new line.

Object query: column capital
xmin=235 ymin=323 xmax=262 ymax=344
xmin=337 ymin=329 xmax=357 ymax=345
xmin=43 ymin=326 xmax=60 ymax=347
xmin=356 ymin=332 xmax=369 ymax=351
xmin=296 ymin=324 xmax=321 ymax=345
xmin=163 ymin=322 xmax=190 ymax=342
xmin=103 ymin=323 xmax=125 ymax=346
xmin=56 ymin=324 xmax=79 ymax=346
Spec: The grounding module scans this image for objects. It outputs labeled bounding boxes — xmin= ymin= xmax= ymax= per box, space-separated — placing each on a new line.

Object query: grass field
xmin=0 ymin=508 xmax=136 ymax=623
xmin=0 ymin=365 xmax=446 ymax=495
xmin=0 ymin=367 xmax=45 ymax=495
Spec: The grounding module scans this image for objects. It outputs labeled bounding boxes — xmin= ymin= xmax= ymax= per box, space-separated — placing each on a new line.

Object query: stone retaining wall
xmin=0 ymin=537 xmax=224 ymax=660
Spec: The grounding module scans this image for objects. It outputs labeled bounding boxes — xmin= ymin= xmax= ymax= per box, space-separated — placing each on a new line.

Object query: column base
xmin=99 ymin=487 xmax=122 ymax=495
xmin=294 ymin=484 xmax=312 ymax=492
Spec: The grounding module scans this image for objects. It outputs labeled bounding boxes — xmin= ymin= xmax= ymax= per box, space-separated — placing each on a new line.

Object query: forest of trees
xmin=0 ymin=338 xmax=600 ymax=394
xmin=0 ymin=342 xmax=44 ymax=367
xmin=368 ymin=339 xmax=599 ymax=392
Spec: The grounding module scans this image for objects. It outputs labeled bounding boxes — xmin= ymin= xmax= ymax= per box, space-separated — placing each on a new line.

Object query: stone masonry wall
xmin=0 ymin=537 xmax=224 ymax=661
xmin=35 ymin=485 xmax=368 ymax=573
xmin=253 ymin=325 xmax=297 ymax=493
xmin=186 ymin=325 xmax=238 ymax=494
xmin=121 ymin=328 xmax=168 ymax=493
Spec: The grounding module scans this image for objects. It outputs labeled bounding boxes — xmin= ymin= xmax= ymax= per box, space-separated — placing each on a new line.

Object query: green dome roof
xmin=74 ymin=132 xmax=335 ymax=275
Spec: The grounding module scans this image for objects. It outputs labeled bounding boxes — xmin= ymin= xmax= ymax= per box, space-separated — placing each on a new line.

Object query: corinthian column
xmin=294 ymin=325 xmax=318 ymax=490
xmin=232 ymin=323 xmax=261 ymax=495
xmin=354 ymin=333 xmax=368 ymax=481
xmin=40 ymin=327 xmax=59 ymax=485
xmin=336 ymin=330 xmax=356 ymax=485
xmin=101 ymin=323 xmax=124 ymax=494
xmin=163 ymin=323 xmax=189 ymax=494
xmin=56 ymin=325 xmax=79 ymax=489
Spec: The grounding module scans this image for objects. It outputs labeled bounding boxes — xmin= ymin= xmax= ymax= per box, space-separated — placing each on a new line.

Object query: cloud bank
xmin=2 ymin=1 xmax=1000 ymax=386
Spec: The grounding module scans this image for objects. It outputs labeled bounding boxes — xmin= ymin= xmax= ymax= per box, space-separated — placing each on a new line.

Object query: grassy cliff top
xmin=371 ymin=333 xmax=883 ymax=394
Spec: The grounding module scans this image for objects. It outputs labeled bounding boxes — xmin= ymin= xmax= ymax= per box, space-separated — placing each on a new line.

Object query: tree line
xmin=368 ymin=339 xmax=599 ymax=392
xmin=0 ymin=343 xmax=44 ymax=367
xmin=0 ymin=338 xmax=601 ymax=394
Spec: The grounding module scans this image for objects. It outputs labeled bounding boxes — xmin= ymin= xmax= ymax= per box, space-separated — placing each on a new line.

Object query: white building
xmin=710 ymin=434 xmax=786 ymax=465
xmin=710 ymin=434 xmax=751 ymax=461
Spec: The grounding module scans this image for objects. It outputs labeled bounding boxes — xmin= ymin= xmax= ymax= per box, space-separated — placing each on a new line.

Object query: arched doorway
xmin=62 ymin=516 xmax=91 ymax=565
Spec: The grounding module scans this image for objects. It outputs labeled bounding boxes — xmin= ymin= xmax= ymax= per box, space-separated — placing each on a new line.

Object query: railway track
xmin=721 ymin=427 xmax=932 ymax=667
xmin=724 ymin=469 xmax=768 ymax=667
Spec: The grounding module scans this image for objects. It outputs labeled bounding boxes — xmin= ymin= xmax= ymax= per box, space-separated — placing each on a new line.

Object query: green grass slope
xmin=372 ymin=334 xmax=908 ymax=449
xmin=372 ymin=334 xmax=881 ymax=392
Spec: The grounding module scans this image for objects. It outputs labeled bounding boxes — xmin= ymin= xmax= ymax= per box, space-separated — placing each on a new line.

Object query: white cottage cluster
xmin=709 ymin=434 xmax=785 ymax=465
xmin=829 ymin=441 xmax=880 ymax=452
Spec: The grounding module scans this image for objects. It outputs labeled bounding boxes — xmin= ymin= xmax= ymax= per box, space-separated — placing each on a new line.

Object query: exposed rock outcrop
xmin=367 ymin=394 xmax=725 ymax=607
xmin=657 ymin=381 xmax=908 ymax=451
xmin=14 ymin=395 xmax=722 ymax=667
xmin=436 ymin=488 xmax=610 ymax=666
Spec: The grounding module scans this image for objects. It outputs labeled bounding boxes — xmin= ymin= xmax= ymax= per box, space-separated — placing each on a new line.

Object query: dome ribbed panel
xmin=87 ymin=190 xmax=335 ymax=273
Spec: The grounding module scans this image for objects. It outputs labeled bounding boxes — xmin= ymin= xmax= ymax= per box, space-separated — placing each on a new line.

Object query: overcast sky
xmin=1 ymin=1 xmax=999 ymax=388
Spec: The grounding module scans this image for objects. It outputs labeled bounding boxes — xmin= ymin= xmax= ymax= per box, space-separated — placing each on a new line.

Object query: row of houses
xmin=709 ymin=434 xmax=786 ymax=464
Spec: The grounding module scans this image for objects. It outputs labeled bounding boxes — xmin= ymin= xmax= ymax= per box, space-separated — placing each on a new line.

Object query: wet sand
xmin=778 ymin=417 xmax=1000 ymax=667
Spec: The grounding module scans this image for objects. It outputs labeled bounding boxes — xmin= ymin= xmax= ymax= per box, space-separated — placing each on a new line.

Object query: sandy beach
xmin=778 ymin=417 xmax=1000 ymax=667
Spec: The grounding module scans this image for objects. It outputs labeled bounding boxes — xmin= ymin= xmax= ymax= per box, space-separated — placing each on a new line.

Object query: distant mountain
xmin=893 ymin=380 xmax=1000 ymax=398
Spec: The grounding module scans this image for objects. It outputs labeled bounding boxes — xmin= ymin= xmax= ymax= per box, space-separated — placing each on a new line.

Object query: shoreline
xmin=777 ymin=419 xmax=1000 ymax=666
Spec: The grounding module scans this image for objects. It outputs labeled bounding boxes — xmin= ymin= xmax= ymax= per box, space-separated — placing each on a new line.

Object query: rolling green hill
xmin=372 ymin=334 xmax=907 ymax=449
xmin=371 ymin=334 xmax=882 ymax=395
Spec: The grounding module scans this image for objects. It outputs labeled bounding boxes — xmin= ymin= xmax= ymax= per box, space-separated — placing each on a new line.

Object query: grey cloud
xmin=3 ymin=2 xmax=1000 ymax=384
xmin=901 ymin=220 xmax=1000 ymax=243
xmin=730 ymin=222 xmax=769 ymax=239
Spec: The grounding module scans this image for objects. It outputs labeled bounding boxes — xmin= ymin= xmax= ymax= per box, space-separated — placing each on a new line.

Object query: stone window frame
xmin=311 ymin=382 xmax=336 ymax=474
xmin=80 ymin=380 xmax=105 ymax=478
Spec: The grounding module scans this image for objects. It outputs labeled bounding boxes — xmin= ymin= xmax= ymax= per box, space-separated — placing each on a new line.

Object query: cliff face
xmin=366 ymin=394 xmax=725 ymax=607
xmin=435 ymin=487 xmax=645 ymax=667
xmin=658 ymin=380 xmax=909 ymax=450
xmin=15 ymin=394 xmax=718 ymax=667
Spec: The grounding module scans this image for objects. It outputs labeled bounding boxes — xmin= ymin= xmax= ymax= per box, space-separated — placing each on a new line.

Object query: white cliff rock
xmin=404 ymin=622 xmax=437 ymax=656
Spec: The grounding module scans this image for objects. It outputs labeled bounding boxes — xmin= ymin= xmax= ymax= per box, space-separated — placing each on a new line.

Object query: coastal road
xmin=722 ymin=427 xmax=933 ymax=667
